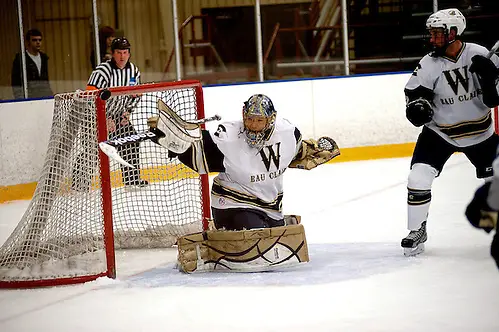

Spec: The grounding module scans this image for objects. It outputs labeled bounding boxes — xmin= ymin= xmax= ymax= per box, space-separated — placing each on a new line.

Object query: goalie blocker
xmin=98 ymin=99 xmax=221 ymax=168
xmin=177 ymin=218 xmax=308 ymax=273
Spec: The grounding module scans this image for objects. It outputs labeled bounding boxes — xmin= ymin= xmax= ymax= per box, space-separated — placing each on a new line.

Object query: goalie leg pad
xmin=177 ymin=224 xmax=309 ymax=273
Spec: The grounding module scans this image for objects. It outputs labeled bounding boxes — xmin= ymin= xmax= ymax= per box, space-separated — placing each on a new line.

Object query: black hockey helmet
xmin=111 ymin=37 xmax=131 ymax=52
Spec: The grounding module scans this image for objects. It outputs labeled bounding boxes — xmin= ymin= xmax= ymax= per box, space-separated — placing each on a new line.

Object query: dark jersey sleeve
xmin=404 ymin=85 xmax=435 ymax=103
xmin=176 ymin=130 xmax=225 ymax=173
xmin=294 ymin=127 xmax=302 ymax=144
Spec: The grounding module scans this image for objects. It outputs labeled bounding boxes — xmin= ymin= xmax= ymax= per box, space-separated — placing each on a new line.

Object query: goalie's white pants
xmin=407 ymin=163 xmax=438 ymax=230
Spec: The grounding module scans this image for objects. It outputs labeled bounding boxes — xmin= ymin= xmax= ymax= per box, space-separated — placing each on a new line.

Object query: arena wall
xmin=0 ymin=72 xmax=420 ymax=201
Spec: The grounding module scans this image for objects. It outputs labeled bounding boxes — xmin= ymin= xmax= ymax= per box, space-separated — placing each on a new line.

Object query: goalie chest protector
xmin=209 ymin=118 xmax=301 ymax=219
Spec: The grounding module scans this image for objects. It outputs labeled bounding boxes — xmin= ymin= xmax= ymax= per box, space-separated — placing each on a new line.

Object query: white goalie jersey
xmin=179 ymin=118 xmax=302 ymax=220
xmin=405 ymin=42 xmax=499 ymax=147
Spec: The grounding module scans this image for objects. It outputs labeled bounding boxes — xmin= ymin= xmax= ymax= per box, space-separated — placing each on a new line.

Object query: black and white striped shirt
xmin=87 ymin=60 xmax=140 ymax=89
xmin=87 ymin=60 xmax=141 ymax=120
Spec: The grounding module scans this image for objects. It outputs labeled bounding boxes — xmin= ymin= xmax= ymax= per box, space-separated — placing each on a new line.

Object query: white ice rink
xmin=0 ymin=154 xmax=498 ymax=332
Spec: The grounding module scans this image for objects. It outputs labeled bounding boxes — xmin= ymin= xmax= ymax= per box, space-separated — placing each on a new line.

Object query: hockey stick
xmin=98 ymin=131 xmax=161 ymax=168
xmin=487 ymin=40 xmax=499 ymax=59
xmin=98 ymin=100 xmax=221 ymax=168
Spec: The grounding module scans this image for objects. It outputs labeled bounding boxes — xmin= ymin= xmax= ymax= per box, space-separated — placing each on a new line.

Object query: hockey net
xmin=0 ymin=80 xmax=210 ymax=288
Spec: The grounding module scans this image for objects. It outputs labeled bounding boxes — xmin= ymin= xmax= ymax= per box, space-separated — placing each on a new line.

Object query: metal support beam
xmin=255 ymin=0 xmax=264 ymax=82
xmin=172 ymin=0 xmax=182 ymax=80
xmin=16 ymin=0 xmax=28 ymax=99
xmin=340 ymin=0 xmax=349 ymax=75
xmin=92 ymin=0 xmax=101 ymax=68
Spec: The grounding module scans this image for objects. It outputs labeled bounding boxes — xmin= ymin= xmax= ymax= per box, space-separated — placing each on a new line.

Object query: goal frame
xmin=98 ymin=80 xmax=211 ymax=282
xmin=0 ymin=80 xmax=211 ymax=288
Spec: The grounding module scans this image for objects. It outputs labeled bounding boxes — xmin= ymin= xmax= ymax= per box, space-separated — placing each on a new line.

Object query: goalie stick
xmin=99 ymin=99 xmax=221 ymax=168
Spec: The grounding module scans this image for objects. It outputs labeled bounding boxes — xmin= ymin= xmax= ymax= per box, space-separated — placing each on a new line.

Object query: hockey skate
xmin=401 ymin=221 xmax=427 ymax=256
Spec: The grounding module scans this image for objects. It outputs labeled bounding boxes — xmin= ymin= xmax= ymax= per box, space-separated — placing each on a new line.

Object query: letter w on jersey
xmin=443 ymin=66 xmax=469 ymax=95
xmin=260 ymin=143 xmax=281 ymax=171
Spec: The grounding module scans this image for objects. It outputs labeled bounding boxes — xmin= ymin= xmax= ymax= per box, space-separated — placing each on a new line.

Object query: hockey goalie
xmin=150 ymin=94 xmax=340 ymax=273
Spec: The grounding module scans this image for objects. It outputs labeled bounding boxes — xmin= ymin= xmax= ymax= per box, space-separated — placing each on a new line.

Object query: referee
xmin=86 ymin=37 xmax=148 ymax=187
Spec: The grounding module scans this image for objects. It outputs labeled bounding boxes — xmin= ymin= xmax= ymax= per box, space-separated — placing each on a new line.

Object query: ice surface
xmin=0 ymin=154 xmax=498 ymax=332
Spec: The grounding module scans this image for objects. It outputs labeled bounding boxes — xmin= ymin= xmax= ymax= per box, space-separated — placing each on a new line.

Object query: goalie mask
xmin=425 ymin=8 xmax=466 ymax=57
xmin=242 ymin=94 xmax=276 ymax=148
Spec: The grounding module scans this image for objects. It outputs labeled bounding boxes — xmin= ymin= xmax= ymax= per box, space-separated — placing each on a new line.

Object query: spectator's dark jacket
xmin=11 ymin=51 xmax=53 ymax=99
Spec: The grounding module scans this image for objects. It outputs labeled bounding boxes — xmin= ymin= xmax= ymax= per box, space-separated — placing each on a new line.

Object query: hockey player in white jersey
xmin=402 ymin=8 xmax=499 ymax=256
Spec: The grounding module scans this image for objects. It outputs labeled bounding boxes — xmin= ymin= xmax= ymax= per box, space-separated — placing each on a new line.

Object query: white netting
xmin=0 ymin=83 xmax=208 ymax=285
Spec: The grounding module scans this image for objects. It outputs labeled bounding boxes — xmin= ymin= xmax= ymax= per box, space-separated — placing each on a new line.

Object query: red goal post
xmin=0 ymin=80 xmax=211 ymax=288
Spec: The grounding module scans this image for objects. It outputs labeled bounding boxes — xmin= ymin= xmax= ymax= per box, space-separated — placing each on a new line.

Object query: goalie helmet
xmin=425 ymin=8 xmax=466 ymax=56
xmin=242 ymin=94 xmax=276 ymax=148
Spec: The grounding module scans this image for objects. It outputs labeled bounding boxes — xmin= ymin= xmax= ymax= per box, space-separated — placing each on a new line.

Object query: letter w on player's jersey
xmin=259 ymin=143 xmax=281 ymax=171
xmin=443 ymin=66 xmax=469 ymax=95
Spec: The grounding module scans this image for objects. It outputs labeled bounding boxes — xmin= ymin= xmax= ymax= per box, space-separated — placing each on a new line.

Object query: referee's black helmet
xmin=111 ymin=37 xmax=131 ymax=52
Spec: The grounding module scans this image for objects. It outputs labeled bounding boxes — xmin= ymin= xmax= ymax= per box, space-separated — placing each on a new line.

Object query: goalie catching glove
xmin=148 ymin=100 xmax=202 ymax=154
xmin=289 ymin=136 xmax=340 ymax=170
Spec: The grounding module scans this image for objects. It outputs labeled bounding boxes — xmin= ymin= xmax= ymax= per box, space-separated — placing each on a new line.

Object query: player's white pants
xmin=407 ymin=163 xmax=438 ymax=230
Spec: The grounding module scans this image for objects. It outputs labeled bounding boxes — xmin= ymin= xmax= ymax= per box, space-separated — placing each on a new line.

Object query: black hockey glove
xmin=469 ymin=55 xmax=499 ymax=83
xmin=406 ymin=98 xmax=433 ymax=127
xmin=470 ymin=55 xmax=499 ymax=108
xmin=465 ymin=182 xmax=498 ymax=234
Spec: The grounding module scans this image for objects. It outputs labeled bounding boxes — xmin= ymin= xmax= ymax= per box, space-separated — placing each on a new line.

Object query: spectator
xmin=90 ymin=26 xmax=115 ymax=69
xmin=11 ymin=28 xmax=53 ymax=99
